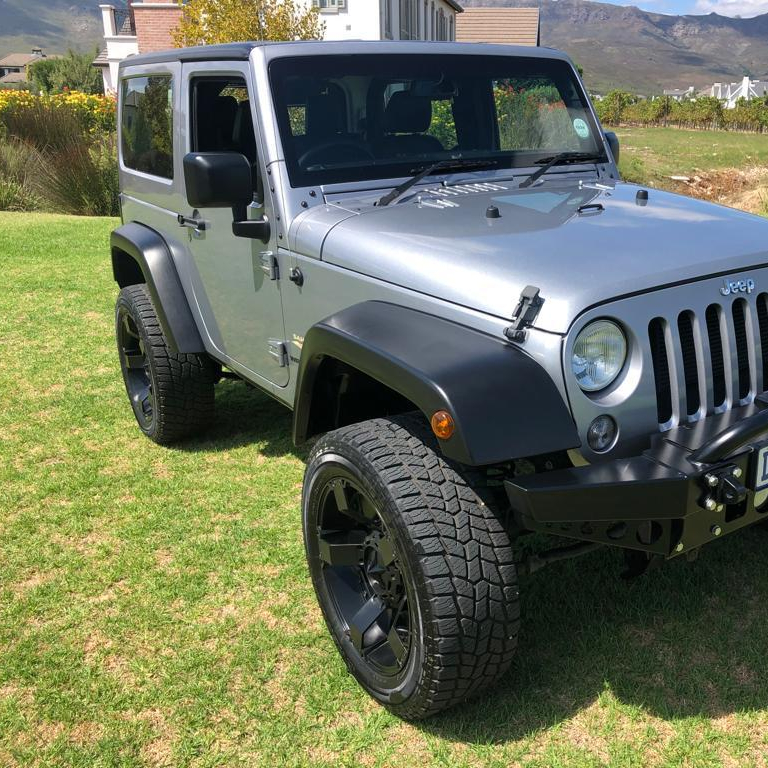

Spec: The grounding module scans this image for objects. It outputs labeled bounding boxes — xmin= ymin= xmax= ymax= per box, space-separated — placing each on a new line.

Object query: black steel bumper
xmin=505 ymin=400 xmax=768 ymax=558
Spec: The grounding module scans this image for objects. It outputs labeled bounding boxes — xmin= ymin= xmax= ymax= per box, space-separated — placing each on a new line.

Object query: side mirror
xmin=604 ymin=131 xmax=620 ymax=166
xmin=182 ymin=152 xmax=270 ymax=242
xmin=183 ymin=152 xmax=253 ymax=208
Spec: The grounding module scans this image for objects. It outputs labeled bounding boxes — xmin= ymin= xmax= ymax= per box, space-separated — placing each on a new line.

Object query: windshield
xmin=268 ymin=54 xmax=604 ymax=188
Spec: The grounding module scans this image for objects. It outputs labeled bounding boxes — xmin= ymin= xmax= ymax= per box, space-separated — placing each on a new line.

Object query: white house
xmin=710 ymin=77 xmax=768 ymax=109
xmin=95 ymin=0 xmax=463 ymax=92
xmin=94 ymin=4 xmax=138 ymax=94
xmin=662 ymin=86 xmax=695 ymax=102
xmin=311 ymin=0 xmax=462 ymax=41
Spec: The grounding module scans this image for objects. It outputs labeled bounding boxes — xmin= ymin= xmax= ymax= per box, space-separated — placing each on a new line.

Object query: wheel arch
xmin=111 ymin=222 xmax=204 ymax=354
xmin=293 ymin=301 xmax=580 ymax=467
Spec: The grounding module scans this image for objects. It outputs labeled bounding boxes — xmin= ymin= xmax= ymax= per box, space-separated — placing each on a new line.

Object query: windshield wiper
xmin=518 ymin=152 xmax=605 ymax=189
xmin=376 ymin=158 xmax=497 ymax=207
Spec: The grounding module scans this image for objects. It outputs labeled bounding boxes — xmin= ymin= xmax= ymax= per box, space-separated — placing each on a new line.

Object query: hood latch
xmin=504 ymin=285 xmax=544 ymax=343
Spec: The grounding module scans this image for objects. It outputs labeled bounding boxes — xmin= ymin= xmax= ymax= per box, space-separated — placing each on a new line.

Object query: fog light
xmin=587 ymin=415 xmax=617 ymax=453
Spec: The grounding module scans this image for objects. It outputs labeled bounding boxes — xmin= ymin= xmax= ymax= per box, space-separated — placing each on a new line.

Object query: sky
xmin=594 ymin=0 xmax=768 ymax=16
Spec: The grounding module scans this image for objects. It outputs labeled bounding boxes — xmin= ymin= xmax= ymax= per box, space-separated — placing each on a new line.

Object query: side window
xmin=121 ymin=75 xmax=173 ymax=179
xmin=190 ymin=76 xmax=262 ymax=198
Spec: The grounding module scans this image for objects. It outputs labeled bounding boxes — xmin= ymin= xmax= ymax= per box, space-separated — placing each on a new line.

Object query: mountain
xmin=0 ymin=0 xmax=109 ymax=56
xmin=461 ymin=0 xmax=768 ymax=94
xmin=1 ymin=0 xmax=767 ymax=95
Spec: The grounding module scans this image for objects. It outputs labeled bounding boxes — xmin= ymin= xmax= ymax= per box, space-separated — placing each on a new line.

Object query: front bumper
xmin=505 ymin=399 xmax=768 ymax=558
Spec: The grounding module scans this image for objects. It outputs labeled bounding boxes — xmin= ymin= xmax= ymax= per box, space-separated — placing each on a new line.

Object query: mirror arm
xmin=231 ymin=204 xmax=271 ymax=243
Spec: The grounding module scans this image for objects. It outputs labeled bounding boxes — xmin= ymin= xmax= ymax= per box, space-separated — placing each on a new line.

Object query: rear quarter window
xmin=121 ymin=75 xmax=174 ymax=179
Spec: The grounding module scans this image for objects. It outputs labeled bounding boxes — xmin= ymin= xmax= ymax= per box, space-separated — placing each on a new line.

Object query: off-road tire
xmin=303 ymin=413 xmax=520 ymax=720
xmin=115 ymin=284 xmax=217 ymax=444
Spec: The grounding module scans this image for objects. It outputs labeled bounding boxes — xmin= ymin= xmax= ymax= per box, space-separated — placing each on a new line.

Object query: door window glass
xmin=190 ymin=76 xmax=262 ymax=198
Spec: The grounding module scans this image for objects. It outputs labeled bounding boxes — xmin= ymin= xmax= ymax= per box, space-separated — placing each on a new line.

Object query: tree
xmin=27 ymin=57 xmax=58 ymax=94
xmin=173 ymin=0 xmax=324 ymax=46
xmin=28 ymin=50 xmax=103 ymax=95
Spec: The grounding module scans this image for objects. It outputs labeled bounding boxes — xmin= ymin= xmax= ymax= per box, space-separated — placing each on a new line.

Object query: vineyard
xmin=596 ymin=90 xmax=768 ymax=133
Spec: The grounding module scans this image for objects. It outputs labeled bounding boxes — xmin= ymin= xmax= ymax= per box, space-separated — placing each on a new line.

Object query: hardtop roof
xmin=118 ymin=40 xmax=570 ymax=71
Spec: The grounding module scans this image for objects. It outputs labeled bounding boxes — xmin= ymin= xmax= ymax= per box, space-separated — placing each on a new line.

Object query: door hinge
xmin=268 ymin=339 xmax=289 ymax=367
xmin=255 ymin=250 xmax=279 ymax=283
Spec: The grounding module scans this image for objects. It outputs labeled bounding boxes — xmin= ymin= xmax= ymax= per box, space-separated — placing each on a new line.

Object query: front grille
xmin=648 ymin=292 xmax=768 ymax=428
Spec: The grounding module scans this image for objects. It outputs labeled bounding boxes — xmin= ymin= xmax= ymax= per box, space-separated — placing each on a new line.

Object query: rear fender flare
xmin=111 ymin=222 xmax=204 ymax=354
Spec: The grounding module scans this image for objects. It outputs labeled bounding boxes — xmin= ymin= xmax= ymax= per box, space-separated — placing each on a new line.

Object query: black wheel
xmin=302 ymin=414 xmax=520 ymax=720
xmin=115 ymin=284 xmax=218 ymax=444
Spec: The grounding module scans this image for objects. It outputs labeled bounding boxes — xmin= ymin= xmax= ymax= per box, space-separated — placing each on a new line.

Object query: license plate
xmin=754 ymin=444 xmax=768 ymax=492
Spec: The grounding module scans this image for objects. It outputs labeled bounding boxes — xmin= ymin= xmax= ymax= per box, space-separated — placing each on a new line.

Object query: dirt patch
xmin=669 ymin=166 xmax=768 ymax=215
xmin=133 ymin=708 xmax=178 ymax=768
xmin=12 ymin=569 xmax=54 ymax=597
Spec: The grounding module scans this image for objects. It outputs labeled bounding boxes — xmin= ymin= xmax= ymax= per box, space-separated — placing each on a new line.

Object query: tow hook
xmin=699 ymin=465 xmax=747 ymax=511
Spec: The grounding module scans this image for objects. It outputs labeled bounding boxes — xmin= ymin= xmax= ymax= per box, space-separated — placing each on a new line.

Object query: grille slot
xmin=648 ymin=317 xmax=672 ymax=425
xmin=732 ymin=299 xmax=751 ymax=401
xmin=648 ymin=293 xmax=765 ymax=429
xmin=757 ymin=293 xmax=768 ymax=388
xmin=706 ymin=304 xmax=726 ymax=409
xmin=677 ymin=311 xmax=700 ymax=417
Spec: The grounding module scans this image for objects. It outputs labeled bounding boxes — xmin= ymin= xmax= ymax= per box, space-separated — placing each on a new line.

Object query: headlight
xmin=571 ymin=320 xmax=627 ymax=392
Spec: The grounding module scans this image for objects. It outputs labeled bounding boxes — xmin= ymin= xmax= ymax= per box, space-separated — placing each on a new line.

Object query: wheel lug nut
xmin=732 ymin=467 xmax=743 ymax=479
xmin=705 ymin=473 xmax=718 ymax=487
xmin=703 ymin=497 xmax=717 ymax=511
xmin=711 ymin=524 xmax=722 ymax=536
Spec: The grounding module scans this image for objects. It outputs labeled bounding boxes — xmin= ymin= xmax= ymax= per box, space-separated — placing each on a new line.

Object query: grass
xmin=6 ymin=210 xmax=768 ymax=767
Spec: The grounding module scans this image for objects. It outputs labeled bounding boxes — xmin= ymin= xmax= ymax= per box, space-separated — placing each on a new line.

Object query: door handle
xmin=178 ymin=213 xmax=207 ymax=232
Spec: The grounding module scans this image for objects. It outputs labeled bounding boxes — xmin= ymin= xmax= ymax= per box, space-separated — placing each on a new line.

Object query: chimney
xmin=31 ymin=47 xmax=44 ymax=58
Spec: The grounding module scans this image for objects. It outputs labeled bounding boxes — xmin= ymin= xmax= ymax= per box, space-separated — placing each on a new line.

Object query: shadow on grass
xmin=174 ymin=379 xmax=308 ymax=460
xmin=169 ymin=380 xmax=768 ymax=742
xmin=420 ymin=530 xmax=768 ymax=744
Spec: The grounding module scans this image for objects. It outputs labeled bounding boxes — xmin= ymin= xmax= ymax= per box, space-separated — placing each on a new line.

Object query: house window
xmin=400 ymin=0 xmax=418 ymax=40
xmin=423 ymin=1 xmax=428 ymax=39
xmin=384 ymin=0 xmax=393 ymax=39
xmin=449 ymin=16 xmax=453 ymax=41
xmin=313 ymin=0 xmax=346 ymax=10
xmin=431 ymin=2 xmax=435 ymax=40
xmin=121 ymin=75 xmax=173 ymax=179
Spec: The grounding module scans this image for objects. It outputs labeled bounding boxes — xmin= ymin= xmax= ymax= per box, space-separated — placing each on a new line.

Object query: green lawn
xmin=6 ymin=211 xmax=768 ymax=767
xmin=616 ymin=127 xmax=768 ymax=186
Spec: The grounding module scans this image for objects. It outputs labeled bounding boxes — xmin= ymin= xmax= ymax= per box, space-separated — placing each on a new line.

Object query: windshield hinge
xmin=504 ymin=285 xmax=544 ymax=343
xmin=268 ymin=339 xmax=289 ymax=367
xmin=256 ymin=251 xmax=279 ymax=282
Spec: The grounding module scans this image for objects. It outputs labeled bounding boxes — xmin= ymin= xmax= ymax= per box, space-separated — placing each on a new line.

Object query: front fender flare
xmin=293 ymin=301 xmax=580 ymax=466
xmin=111 ymin=222 xmax=204 ymax=354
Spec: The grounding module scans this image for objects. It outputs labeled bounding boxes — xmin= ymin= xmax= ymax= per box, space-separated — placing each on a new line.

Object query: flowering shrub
xmin=0 ymin=90 xmax=118 ymax=215
xmin=0 ymin=90 xmax=116 ymax=134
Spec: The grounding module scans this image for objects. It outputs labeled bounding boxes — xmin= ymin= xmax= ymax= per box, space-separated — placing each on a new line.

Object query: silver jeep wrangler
xmin=112 ymin=41 xmax=768 ymax=719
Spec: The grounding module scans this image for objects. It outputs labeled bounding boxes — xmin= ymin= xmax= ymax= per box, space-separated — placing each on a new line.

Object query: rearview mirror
xmin=604 ymin=131 xmax=620 ymax=166
xmin=183 ymin=152 xmax=253 ymax=209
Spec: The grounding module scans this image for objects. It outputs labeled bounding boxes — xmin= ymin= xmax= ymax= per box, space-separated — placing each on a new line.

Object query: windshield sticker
xmin=573 ymin=118 xmax=590 ymax=139
xmin=493 ymin=192 xmax=571 ymax=214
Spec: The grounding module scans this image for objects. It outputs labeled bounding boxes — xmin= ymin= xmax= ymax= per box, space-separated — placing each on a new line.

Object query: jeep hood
xmin=303 ymin=181 xmax=768 ymax=333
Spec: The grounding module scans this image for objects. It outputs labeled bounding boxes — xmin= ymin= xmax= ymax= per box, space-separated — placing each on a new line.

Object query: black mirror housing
xmin=604 ymin=131 xmax=620 ymax=166
xmin=183 ymin=152 xmax=253 ymax=209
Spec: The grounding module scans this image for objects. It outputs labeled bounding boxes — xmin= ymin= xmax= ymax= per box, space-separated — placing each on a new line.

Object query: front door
xmin=181 ymin=63 xmax=288 ymax=387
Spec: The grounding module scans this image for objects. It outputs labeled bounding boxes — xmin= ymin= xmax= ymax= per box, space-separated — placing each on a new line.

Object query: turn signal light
xmin=431 ymin=410 xmax=455 ymax=440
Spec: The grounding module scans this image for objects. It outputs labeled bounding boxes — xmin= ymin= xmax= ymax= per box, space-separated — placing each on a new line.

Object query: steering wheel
xmin=299 ymin=141 xmax=375 ymax=168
